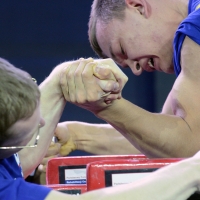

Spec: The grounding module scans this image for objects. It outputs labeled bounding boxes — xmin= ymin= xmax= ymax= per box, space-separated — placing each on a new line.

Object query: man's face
xmin=96 ymin=7 xmax=175 ymax=75
xmin=12 ymin=105 xmax=45 ymax=146
xmin=4 ymin=104 xmax=45 ymax=150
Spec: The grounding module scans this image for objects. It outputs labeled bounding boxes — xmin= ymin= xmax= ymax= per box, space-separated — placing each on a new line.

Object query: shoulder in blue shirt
xmin=0 ymin=155 xmax=51 ymax=200
xmin=173 ymin=0 xmax=200 ymax=76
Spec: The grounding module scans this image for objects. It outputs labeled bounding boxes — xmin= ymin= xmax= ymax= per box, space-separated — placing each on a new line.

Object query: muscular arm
xmin=56 ymin=121 xmax=141 ymax=156
xmin=59 ymin=46 xmax=200 ymax=158
xmin=18 ymin=62 xmax=74 ymax=177
xmin=162 ymin=91 xmax=174 ymax=115
xmin=96 ymin=36 xmax=200 ymax=158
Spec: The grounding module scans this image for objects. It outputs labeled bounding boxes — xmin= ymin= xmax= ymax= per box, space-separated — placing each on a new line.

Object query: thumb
xmin=54 ymin=124 xmax=70 ymax=145
xmin=59 ymin=136 xmax=76 ymax=156
xmin=97 ymin=79 xmax=120 ymax=93
xmin=54 ymin=123 xmax=77 ymax=156
xmin=93 ymin=64 xmax=120 ymax=93
xmin=93 ymin=64 xmax=117 ymax=81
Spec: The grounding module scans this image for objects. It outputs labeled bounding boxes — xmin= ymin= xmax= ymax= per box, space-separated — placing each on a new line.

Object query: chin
xmin=162 ymin=62 xmax=174 ymax=74
xmin=166 ymin=65 xmax=175 ymax=74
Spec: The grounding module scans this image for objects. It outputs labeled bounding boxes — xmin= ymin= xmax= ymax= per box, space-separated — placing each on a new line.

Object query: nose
xmin=39 ymin=117 xmax=45 ymax=128
xmin=125 ymin=60 xmax=143 ymax=76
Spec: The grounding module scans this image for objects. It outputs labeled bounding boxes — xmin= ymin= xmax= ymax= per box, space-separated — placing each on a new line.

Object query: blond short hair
xmin=88 ymin=0 xmax=126 ymax=58
xmin=0 ymin=58 xmax=40 ymax=145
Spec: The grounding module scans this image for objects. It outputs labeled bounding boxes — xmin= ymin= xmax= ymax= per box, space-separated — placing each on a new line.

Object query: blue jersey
xmin=0 ymin=155 xmax=51 ymax=200
xmin=173 ymin=0 xmax=200 ymax=76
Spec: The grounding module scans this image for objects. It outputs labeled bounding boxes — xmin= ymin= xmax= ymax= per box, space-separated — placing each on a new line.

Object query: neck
xmin=171 ymin=0 xmax=189 ymax=18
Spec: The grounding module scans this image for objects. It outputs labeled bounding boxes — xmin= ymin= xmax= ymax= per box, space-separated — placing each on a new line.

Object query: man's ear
xmin=125 ymin=0 xmax=151 ymax=18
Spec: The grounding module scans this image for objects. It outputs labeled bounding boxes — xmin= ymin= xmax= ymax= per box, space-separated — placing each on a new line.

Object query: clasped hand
xmin=60 ymin=57 xmax=128 ymax=113
xmin=38 ymin=58 xmax=128 ymax=179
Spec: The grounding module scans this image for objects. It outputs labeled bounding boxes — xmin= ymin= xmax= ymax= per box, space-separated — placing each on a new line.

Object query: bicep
xmin=168 ymin=36 xmax=200 ymax=136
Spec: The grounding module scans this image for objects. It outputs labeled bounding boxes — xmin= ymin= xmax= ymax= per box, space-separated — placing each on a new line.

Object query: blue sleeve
xmin=0 ymin=178 xmax=52 ymax=200
xmin=173 ymin=7 xmax=200 ymax=76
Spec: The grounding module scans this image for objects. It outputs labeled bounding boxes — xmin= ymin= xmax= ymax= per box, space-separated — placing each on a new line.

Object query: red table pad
xmin=46 ymin=154 xmax=147 ymax=185
xmin=86 ymin=158 xmax=182 ymax=191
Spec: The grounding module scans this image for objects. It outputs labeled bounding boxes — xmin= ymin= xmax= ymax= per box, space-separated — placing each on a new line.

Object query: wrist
xmin=95 ymin=98 xmax=121 ymax=119
xmin=40 ymin=63 xmax=70 ymax=100
xmin=68 ymin=122 xmax=91 ymax=152
xmin=70 ymin=122 xmax=85 ymax=151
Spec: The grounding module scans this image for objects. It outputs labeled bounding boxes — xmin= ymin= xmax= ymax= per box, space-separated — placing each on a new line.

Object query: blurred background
xmin=0 ymin=0 xmax=176 ymax=155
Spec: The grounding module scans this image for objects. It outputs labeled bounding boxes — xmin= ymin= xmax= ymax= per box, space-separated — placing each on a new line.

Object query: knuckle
xmin=82 ymin=71 xmax=90 ymax=79
xmin=74 ymin=70 xmax=81 ymax=77
xmin=101 ymin=68 xmax=110 ymax=77
xmin=113 ymin=82 xmax=120 ymax=92
xmin=79 ymin=59 xmax=87 ymax=65
xmin=60 ymin=77 xmax=67 ymax=86
xmin=105 ymin=81 xmax=113 ymax=90
xmin=67 ymin=69 xmax=74 ymax=77
xmin=60 ymin=81 xmax=65 ymax=87
xmin=80 ymin=58 xmax=92 ymax=65
xmin=86 ymin=57 xmax=93 ymax=61
xmin=86 ymin=62 xmax=95 ymax=68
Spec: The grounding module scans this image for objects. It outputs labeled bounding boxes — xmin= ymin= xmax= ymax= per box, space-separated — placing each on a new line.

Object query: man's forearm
xmin=96 ymin=98 xmax=195 ymax=158
xmin=72 ymin=122 xmax=141 ymax=155
xmin=19 ymin=64 xmax=67 ymax=177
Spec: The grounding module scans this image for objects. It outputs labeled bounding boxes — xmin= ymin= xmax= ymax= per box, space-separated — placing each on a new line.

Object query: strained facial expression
xmin=96 ymin=9 xmax=174 ymax=75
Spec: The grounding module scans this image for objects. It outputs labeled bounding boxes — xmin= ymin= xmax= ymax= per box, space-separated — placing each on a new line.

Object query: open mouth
xmin=148 ymin=58 xmax=154 ymax=68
